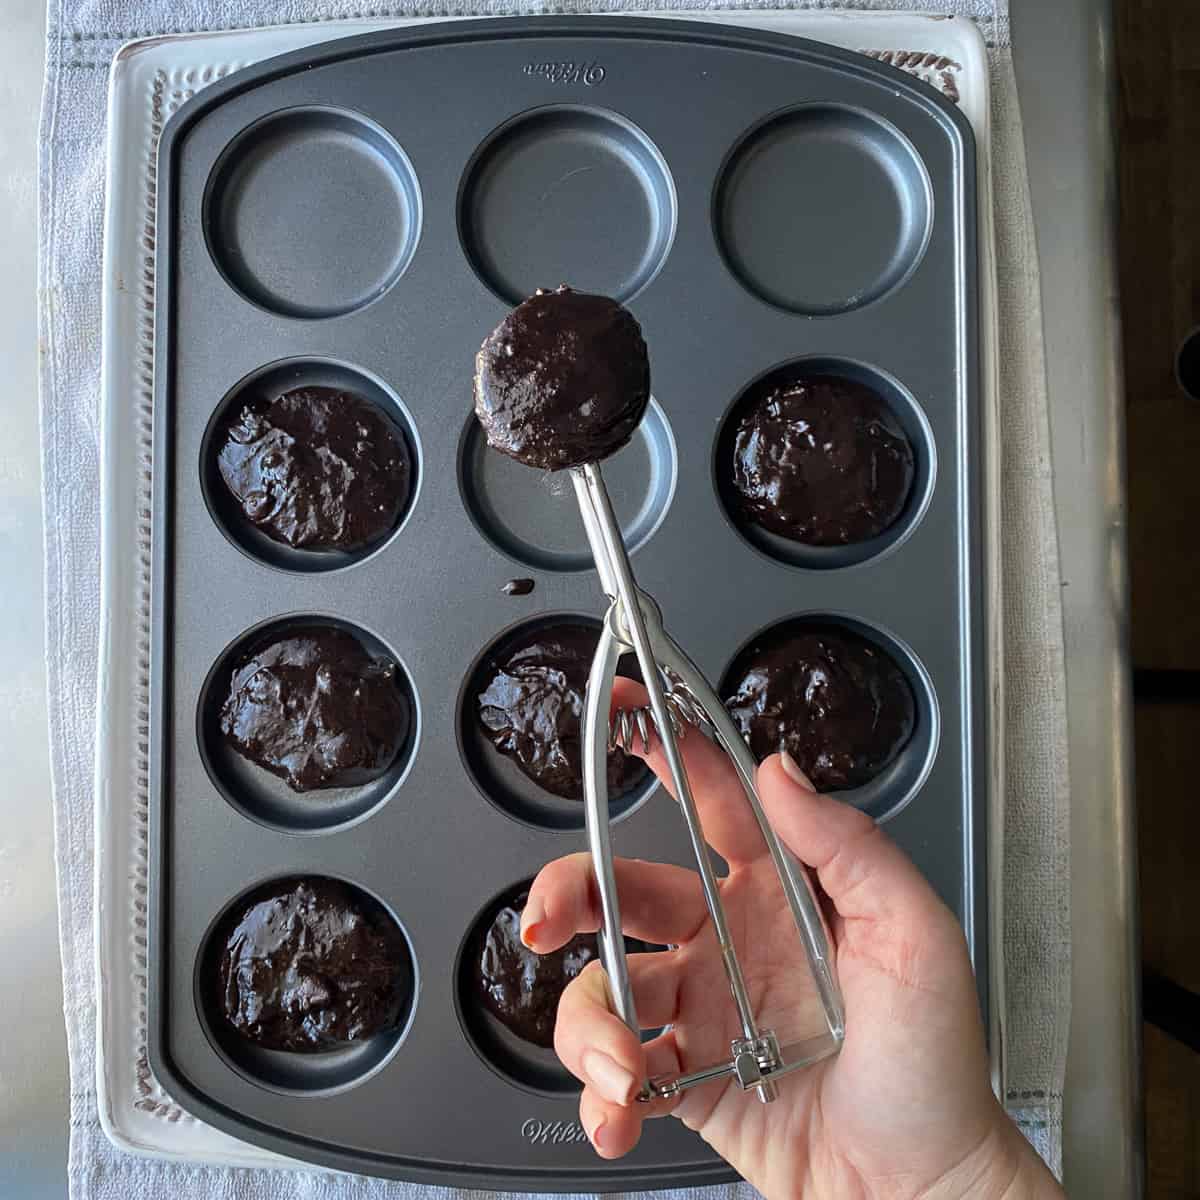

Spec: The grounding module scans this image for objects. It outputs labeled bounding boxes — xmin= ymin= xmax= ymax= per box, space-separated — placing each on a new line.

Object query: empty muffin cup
xmin=714 ymin=104 xmax=932 ymax=316
xmin=205 ymin=106 xmax=421 ymax=319
xmin=459 ymin=105 xmax=676 ymax=305
xmin=460 ymin=397 xmax=675 ymax=572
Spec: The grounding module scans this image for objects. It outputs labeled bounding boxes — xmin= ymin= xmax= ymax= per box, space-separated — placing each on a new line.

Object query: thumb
xmin=756 ymin=753 xmax=945 ymax=928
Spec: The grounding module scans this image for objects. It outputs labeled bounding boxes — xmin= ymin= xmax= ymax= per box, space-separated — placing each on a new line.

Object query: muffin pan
xmin=150 ymin=17 xmax=981 ymax=1189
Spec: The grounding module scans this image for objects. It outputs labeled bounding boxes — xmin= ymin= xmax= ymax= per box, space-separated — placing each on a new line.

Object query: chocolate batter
xmin=217 ymin=385 xmax=412 ymax=551
xmin=473 ymin=286 xmax=650 ymax=470
xmin=723 ymin=625 xmax=915 ymax=792
xmin=219 ymin=626 xmax=410 ymax=793
xmin=473 ymin=886 xmax=643 ymax=1049
xmin=728 ymin=373 xmax=914 ymax=546
xmin=476 ymin=623 xmax=644 ymax=800
xmin=213 ymin=877 xmax=410 ymax=1052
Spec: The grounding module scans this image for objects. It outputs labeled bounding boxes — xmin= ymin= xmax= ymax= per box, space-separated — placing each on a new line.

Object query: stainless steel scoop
xmin=571 ymin=461 xmax=845 ymax=1103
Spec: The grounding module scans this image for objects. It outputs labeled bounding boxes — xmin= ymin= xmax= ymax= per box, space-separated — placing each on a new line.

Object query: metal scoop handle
xmin=572 ymin=463 xmax=844 ymax=1102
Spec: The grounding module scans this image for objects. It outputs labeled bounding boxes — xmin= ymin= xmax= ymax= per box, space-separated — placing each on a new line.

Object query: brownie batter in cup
xmin=729 ymin=373 xmax=914 ymax=546
xmin=473 ymin=886 xmax=645 ymax=1049
xmin=476 ymin=623 xmax=643 ymax=800
xmin=219 ymin=625 xmax=410 ymax=793
xmin=473 ymin=286 xmax=650 ymax=470
xmin=723 ymin=624 xmax=915 ymax=792
xmin=217 ymin=385 xmax=412 ymax=551
xmin=213 ymin=877 xmax=410 ymax=1052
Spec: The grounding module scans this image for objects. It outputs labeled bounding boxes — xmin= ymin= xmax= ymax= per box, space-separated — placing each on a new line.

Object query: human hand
xmin=524 ymin=680 xmax=1064 ymax=1200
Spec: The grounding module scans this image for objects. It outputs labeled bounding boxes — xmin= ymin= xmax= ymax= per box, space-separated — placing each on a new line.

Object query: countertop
xmin=0 ymin=0 xmax=1140 ymax=1195
xmin=0 ymin=2 xmax=70 ymax=1199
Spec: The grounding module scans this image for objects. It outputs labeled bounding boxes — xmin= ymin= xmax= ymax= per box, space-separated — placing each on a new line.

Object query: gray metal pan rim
xmin=157 ymin=18 xmax=977 ymax=152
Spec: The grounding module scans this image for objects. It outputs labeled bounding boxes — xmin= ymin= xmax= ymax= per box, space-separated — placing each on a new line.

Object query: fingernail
xmin=590 ymin=1119 xmax=610 ymax=1154
xmin=582 ymin=1049 xmax=637 ymax=1106
xmin=520 ymin=895 xmax=546 ymax=949
xmin=780 ymin=750 xmax=816 ymax=792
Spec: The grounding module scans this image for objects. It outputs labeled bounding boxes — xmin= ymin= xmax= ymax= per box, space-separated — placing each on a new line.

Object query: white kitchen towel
xmin=39 ymin=2 xmax=1070 ymax=1197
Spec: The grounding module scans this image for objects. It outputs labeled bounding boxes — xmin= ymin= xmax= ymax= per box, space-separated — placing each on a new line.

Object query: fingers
xmin=557 ymin=960 xmax=686 ymax=1158
xmin=580 ymin=1084 xmax=641 ymax=1159
xmin=524 ymin=852 xmax=707 ymax=951
xmin=611 ymin=677 xmax=764 ymax=865
xmin=555 ymin=959 xmax=644 ymax=1103
xmin=756 ymin=753 xmax=945 ymax=928
xmin=578 ymin=1029 xmax=707 ymax=1157
xmin=622 ymin=951 xmax=685 ymax=1031
xmin=555 ymin=956 xmax=684 ymax=1082
xmin=578 ymin=1046 xmax=684 ymax=1157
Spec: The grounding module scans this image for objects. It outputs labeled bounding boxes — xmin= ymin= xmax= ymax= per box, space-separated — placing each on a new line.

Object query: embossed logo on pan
xmin=523 ymin=61 xmax=606 ymax=85
xmin=521 ymin=1118 xmax=591 ymax=1145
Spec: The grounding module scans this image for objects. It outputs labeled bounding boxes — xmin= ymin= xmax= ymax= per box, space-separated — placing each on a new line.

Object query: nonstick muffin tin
xmin=149 ymin=17 xmax=981 ymax=1189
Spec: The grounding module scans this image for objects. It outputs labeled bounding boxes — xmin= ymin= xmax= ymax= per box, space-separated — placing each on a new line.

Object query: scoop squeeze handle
xmin=571 ymin=463 xmax=845 ymax=1103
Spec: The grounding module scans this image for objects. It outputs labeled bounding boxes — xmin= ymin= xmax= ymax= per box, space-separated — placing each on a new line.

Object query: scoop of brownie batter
xmin=729 ymin=373 xmax=914 ymax=545
xmin=219 ymin=626 xmax=409 ymax=792
xmin=474 ymin=887 xmax=644 ymax=1049
xmin=214 ymin=877 xmax=410 ymax=1052
xmin=476 ymin=623 xmax=643 ymax=800
xmin=473 ymin=286 xmax=650 ymax=471
xmin=217 ymin=385 xmax=411 ymax=551
xmin=723 ymin=625 xmax=915 ymax=791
